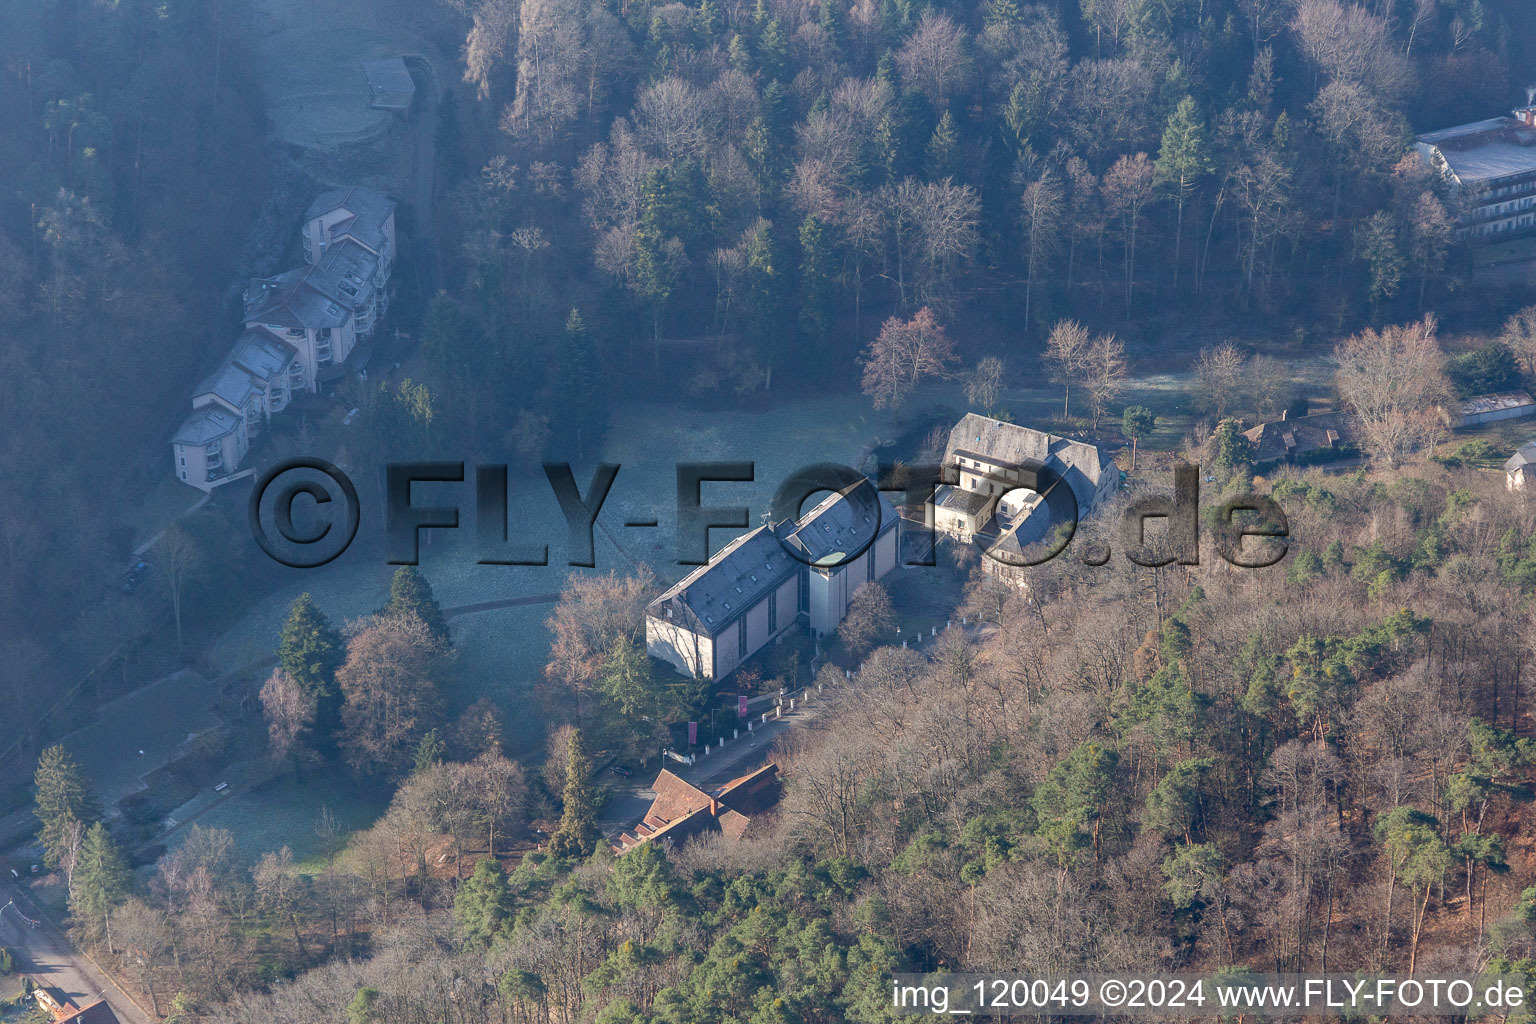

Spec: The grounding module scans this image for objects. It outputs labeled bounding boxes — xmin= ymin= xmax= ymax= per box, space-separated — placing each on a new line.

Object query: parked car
xmin=121 ymin=560 xmax=152 ymax=593
xmin=608 ymin=764 xmax=633 ymax=778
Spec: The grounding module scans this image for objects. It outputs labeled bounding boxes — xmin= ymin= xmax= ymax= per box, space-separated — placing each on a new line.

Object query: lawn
xmin=58 ymin=670 xmax=222 ymax=811
xmin=191 ymin=764 xmax=391 ymax=864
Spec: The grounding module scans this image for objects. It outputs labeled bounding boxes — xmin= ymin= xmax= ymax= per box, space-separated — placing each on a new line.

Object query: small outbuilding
xmin=1453 ymin=390 xmax=1536 ymax=428
xmin=1505 ymin=441 xmax=1536 ymax=491
xmin=362 ymin=58 xmax=415 ymax=113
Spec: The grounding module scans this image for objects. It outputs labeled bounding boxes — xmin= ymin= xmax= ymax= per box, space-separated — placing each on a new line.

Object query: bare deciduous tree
xmin=337 ymin=611 xmax=451 ymax=778
xmin=966 ymin=356 xmax=1006 ymax=413
xmin=1044 ymin=319 xmax=1093 ymax=419
xmin=896 ymin=12 xmax=971 ymax=106
xmin=259 ymin=668 xmax=316 ymax=775
xmin=154 ymin=523 xmax=201 ymax=653
xmin=1334 ymin=316 xmax=1450 ymax=467
xmin=859 ymin=307 xmax=958 ymax=410
xmin=1082 ymin=332 xmax=1128 ymax=431
xmin=1020 ymin=170 xmax=1063 ymax=330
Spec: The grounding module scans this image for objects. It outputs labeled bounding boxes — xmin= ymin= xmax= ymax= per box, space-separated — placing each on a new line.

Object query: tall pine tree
xmin=555 ymin=308 xmax=608 ymax=457
xmin=277 ymin=594 xmax=345 ymax=748
xmin=71 ymin=822 xmax=130 ymax=952
xmin=34 ymin=745 xmax=99 ymax=869
xmin=382 ymin=566 xmax=451 ymax=645
xmin=548 ymin=728 xmax=599 ymax=859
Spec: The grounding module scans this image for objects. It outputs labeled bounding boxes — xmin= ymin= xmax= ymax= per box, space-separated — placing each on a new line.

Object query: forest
xmin=7 ymin=0 xmax=1536 ymax=1020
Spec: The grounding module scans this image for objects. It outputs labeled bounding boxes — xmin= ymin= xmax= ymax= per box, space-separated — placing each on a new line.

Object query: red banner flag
xmin=688 ymin=721 xmax=698 ymax=745
xmin=738 ymin=694 xmax=749 ymax=717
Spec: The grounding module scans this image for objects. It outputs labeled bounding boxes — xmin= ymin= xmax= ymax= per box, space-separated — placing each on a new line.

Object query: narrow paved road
xmin=1 ymin=882 xmax=152 ymax=1024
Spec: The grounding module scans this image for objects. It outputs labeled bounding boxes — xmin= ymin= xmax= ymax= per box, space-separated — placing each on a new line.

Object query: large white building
xmin=1415 ymin=101 xmax=1536 ymax=240
xmin=645 ymin=485 xmax=902 ymax=680
xmin=172 ymin=188 xmax=395 ymax=491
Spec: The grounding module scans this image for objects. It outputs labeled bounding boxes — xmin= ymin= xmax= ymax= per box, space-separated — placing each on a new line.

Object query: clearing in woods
xmin=240 ymin=0 xmax=447 ymax=153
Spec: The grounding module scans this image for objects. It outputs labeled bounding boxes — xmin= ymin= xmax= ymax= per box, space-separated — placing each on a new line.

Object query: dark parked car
xmin=608 ymin=764 xmax=633 ymax=778
xmin=121 ymin=559 xmax=152 ymax=593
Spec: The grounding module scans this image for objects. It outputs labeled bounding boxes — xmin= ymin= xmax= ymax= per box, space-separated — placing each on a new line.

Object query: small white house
xmin=1506 ymin=441 xmax=1536 ymax=491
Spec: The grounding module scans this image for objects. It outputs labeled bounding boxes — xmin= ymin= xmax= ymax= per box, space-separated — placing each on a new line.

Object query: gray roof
xmin=1417 ymin=116 xmax=1536 ymax=185
xmin=1462 ymin=389 xmax=1535 ymax=416
xmin=935 ymin=485 xmax=992 ymax=516
xmin=303 ymin=187 xmax=396 ymax=254
xmin=781 ymin=485 xmax=899 ymax=567
xmin=244 ymin=240 xmax=380 ymax=330
xmin=363 ymin=58 xmax=415 ymax=100
xmin=193 ymin=328 xmax=297 ymax=406
xmin=233 ymin=327 xmax=299 ymax=383
xmin=945 ymin=414 xmax=1112 ymax=510
xmin=194 ymin=362 xmax=260 ymax=410
xmin=318 ymin=238 xmax=380 ymax=307
xmin=648 ymin=526 xmax=799 ymax=636
xmin=173 ymin=405 xmax=241 ymax=446
xmin=1506 ymin=441 xmax=1536 ymax=473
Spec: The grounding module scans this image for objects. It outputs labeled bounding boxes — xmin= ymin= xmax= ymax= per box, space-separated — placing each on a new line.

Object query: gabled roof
xmin=619 ymin=764 xmax=781 ymax=851
xmin=317 ymin=238 xmax=380 ymax=306
xmin=1505 ymin=441 xmax=1536 ymax=473
xmin=647 ymin=526 xmax=799 ymax=637
xmin=194 ymin=361 xmax=260 ymax=411
xmin=1417 ymin=116 xmax=1536 ymax=185
xmin=56 ymin=999 xmax=123 ymax=1024
xmin=781 ymin=484 xmax=898 ymax=568
xmin=173 ymin=405 xmax=241 ymax=445
xmin=304 ymin=187 xmax=396 ymax=254
xmin=1241 ymin=413 xmax=1352 ymax=463
xmin=945 ymin=414 xmax=1113 ymax=509
xmin=192 ymin=328 xmax=297 ymax=411
xmin=245 ymin=264 xmax=353 ymax=330
xmin=362 ymin=58 xmax=415 ymax=107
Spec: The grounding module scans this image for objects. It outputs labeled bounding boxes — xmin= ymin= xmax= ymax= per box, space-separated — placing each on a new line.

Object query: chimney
xmin=1281 ymin=409 xmax=1287 ymax=421
xmin=1518 ymin=87 xmax=1536 ymax=127
xmin=709 ymin=797 xmax=719 ymax=816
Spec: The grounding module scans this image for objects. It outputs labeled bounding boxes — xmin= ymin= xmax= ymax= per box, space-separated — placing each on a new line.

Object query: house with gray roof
xmin=363 ymin=58 xmax=415 ymax=114
xmin=302 ymin=187 xmax=397 ymax=273
xmin=1415 ymin=101 xmax=1536 ymax=239
xmin=1506 ymin=441 xmax=1536 ymax=492
xmin=171 ymin=187 xmax=396 ymax=490
xmin=647 ymin=483 xmax=906 ymax=678
xmin=934 ymin=413 xmax=1115 ymax=545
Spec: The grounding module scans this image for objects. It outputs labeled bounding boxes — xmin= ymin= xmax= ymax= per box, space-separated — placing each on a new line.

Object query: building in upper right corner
xmin=1414 ymin=99 xmax=1536 ymax=239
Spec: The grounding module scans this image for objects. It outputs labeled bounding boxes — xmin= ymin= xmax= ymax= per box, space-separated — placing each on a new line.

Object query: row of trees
xmin=259 ymin=568 xmax=455 ymax=780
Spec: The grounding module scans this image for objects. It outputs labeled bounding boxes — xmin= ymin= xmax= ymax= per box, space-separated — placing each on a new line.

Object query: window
xmin=768 ymin=592 xmax=777 ymax=633
xmin=867 ymin=550 xmax=876 ymax=582
xmin=738 ymin=618 xmax=747 ymax=658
